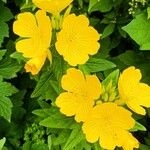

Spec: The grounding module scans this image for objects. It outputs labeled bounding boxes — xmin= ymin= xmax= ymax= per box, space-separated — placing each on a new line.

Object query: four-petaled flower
xmin=82 ymin=102 xmax=139 ymax=150
xmin=55 ymin=14 xmax=100 ymax=66
xmin=55 ymin=68 xmax=101 ymax=122
xmin=13 ymin=10 xmax=52 ymax=75
xmin=118 ymin=66 xmax=150 ymax=115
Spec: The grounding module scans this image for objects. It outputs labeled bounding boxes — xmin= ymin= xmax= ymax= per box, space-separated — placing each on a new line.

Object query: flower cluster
xmin=13 ymin=0 xmax=100 ymax=75
xmin=13 ymin=1 xmax=150 ymax=150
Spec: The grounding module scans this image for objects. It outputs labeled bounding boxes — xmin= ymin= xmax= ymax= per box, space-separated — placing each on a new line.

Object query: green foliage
xmin=0 ymin=2 xmax=13 ymax=46
xmin=89 ymin=0 xmax=113 ymax=13
xmin=83 ymin=56 xmax=116 ymax=73
xmin=123 ymin=12 xmax=150 ymax=50
xmin=0 ymin=137 xmax=6 ymax=150
xmin=0 ymin=77 xmax=17 ymax=121
xmin=1 ymin=0 xmax=150 ymax=149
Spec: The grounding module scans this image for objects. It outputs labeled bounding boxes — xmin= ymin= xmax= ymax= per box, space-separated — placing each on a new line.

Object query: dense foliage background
xmin=1 ymin=0 xmax=150 ymax=149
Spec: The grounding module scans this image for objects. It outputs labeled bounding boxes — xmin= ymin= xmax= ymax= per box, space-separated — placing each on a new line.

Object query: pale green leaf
xmin=0 ymin=137 xmax=6 ymax=150
xmin=147 ymin=7 xmax=150 ymax=19
xmin=123 ymin=12 xmax=150 ymax=50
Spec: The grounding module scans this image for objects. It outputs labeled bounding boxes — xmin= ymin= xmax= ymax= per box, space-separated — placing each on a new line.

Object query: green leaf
xmin=139 ymin=144 xmax=150 ymax=150
xmin=0 ymin=137 xmax=6 ymax=150
xmin=89 ymin=0 xmax=113 ymax=13
xmin=0 ymin=50 xmax=6 ymax=61
xmin=0 ymin=2 xmax=13 ymax=46
xmin=102 ymin=24 xmax=115 ymax=39
xmin=122 ymin=12 xmax=150 ymax=50
xmin=31 ymin=143 xmax=49 ymax=150
xmin=31 ymin=72 xmax=53 ymax=98
xmin=0 ymin=57 xmax=22 ymax=79
xmin=0 ymin=77 xmax=17 ymax=121
xmin=130 ymin=121 xmax=146 ymax=132
xmin=52 ymin=129 xmax=71 ymax=146
xmin=39 ymin=107 xmax=75 ymax=129
xmin=102 ymin=69 xmax=119 ymax=87
xmin=63 ymin=124 xmax=84 ymax=150
xmin=85 ymin=57 xmax=116 ymax=73
xmin=1 ymin=0 xmax=6 ymax=3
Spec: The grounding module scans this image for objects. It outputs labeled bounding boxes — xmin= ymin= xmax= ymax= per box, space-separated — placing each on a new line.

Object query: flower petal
xmin=55 ymin=92 xmax=78 ymax=117
xmin=61 ymin=68 xmax=86 ymax=93
xmin=24 ymin=53 xmax=47 ymax=75
xmin=32 ymin=0 xmax=73 ymax=15
xmin=86 ymin=75 xmax=101 ymax=100
xmin=13 ymin=12 xmax=37 ymax=37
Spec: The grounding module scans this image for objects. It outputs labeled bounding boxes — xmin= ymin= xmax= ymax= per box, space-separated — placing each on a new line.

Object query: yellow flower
xmin=82 ymin=102 xmax=139 ymax=150
xmin=24 ymin=53 xmax=47 ymax=75
xmin=118 ymin=66 xmax=150 ymax=115
xmin=55 ymin=14 xmax=100 ymax=66
xmin=55 ymin=68 xmax=101 ymax=122
xmin=13 ymin=10 xmax=52 ymax=75
xmin=32 ymin=0 xmax=73 ymax=15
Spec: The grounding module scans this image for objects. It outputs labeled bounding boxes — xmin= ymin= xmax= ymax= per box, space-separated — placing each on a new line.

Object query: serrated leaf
xmin=0 ymin=57 xmax=22 ymax=79
xmin=102 ymin=24 xmax=115 ymax=39
xmin=52 ymin=129 xmax=70 ymax=146
xmin=63 ymin=124 xmax=84 ymax=150
xmin=85 ymin=57 xmax=116 ymax=73
xmin=0 ymin=77 xmax=17 ymax=121
xmin=38 ymin=107 xmax=74 ymax=129
xmin=0 ymin=2 xmax=13 ymax=46
xmin=31 ymin=72 xmax=53 ymax=98
xmin=123 ymin=12 xmax=150 ymax=50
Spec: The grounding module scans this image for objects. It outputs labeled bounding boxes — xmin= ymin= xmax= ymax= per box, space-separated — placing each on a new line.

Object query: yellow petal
xmin=55 ymin=92 xmax=79 ymax=117
xmin=16 ymin=38 xmax=41 ymax=58
xmin=61 ymin=68 xmax=86 ymax=93
xmin=122 ymin=133 xmax=139 ymax=150
xmin=35 ymin=10 xmax=52 ymax=50
xmin=86 ymin=75 xmax=101 ymax=100
xmin=118 ymin=66 xmax=150 ymax=115
xmin=127 ymin=100 xmax=146 ymax=115
xmin=32 ymin=0 xmax=73 ymax=15
xmin=13 ymin=12 xmax=37 ymax=37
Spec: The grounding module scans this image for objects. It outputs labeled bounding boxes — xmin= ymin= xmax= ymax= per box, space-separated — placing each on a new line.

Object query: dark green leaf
xmin=31 ymin=72 xmax=53 ymax=98
xmin=0 ymin=77 xmax=17 ymax=121
xmin=102 ymin=24 xmax=115 ymax=39
xmin=89 ymin=0 xmax=113 ymax=13
xmin=85 ymin=57 xmax=116 ymax=73
xmin=63 ymin=124 xmax=84 ymax=150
